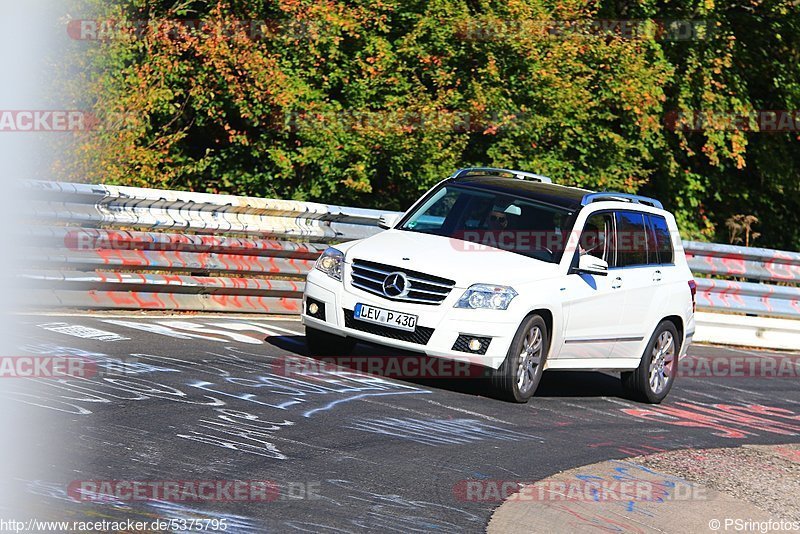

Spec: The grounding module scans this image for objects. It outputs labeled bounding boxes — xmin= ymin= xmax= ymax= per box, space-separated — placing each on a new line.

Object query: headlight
xmin=455 ymin=284 xmax=518 ymax=310
xmin=314 ymin=248 xmax=344 ymax=281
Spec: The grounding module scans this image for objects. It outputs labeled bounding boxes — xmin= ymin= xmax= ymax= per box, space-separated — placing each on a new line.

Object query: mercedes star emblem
xmin=382 ymin=272 xmax=409 ymax=298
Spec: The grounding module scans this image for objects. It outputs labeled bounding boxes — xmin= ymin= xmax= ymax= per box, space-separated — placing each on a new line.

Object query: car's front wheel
xmin=305 ymin=327 xmax=356 ymax=356
xmin=491 ymin=314 xmax=549 ymax=403
xmin=621 ymin=320 xmax=680 ymax=403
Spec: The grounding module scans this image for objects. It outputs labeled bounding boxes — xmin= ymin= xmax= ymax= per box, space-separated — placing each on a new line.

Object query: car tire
xmin=490 ymin=314 xmax=549 ymax=403
xmin=306 ymin=327 xmax=356 ymax=356
xmin=621 ymin=320 xmax=680 ymax=404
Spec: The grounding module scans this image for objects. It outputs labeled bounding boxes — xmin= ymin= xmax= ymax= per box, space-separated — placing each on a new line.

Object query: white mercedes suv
xmin=302 ymin=168 xmax=696 ymax=403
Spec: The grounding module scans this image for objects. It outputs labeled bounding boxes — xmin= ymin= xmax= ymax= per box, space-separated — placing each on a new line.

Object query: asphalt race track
xmin=6 ymin=313 xmax=800 ymax=533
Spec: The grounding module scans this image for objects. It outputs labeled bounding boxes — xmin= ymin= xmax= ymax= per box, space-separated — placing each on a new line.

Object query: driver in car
xmin=487 ymin=209 xmax=510 ymax=231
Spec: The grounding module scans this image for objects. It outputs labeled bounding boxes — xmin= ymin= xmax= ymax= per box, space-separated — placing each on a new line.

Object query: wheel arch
xmin=523 ymin=307 xmax=555 ymax=356
xmin=660 ymin=315 xmax=684 ymax=346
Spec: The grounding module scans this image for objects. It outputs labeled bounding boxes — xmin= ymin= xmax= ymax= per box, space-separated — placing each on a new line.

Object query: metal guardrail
xmin=23 ymin=181 xmax=386 ymax=313
xmin=683 ymin=242 xmax=800 ymax=320
xmin=26 ymin=180 xmax=385 ymax=240
xmin=684 ymin=241 xmax=800 ymax=283
xmin=22 ymin=180 xmax=800 ymax=321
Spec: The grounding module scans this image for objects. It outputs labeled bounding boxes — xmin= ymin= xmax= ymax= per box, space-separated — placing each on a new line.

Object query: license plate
xmin=354 ymin=303 xmax=418 ymax=332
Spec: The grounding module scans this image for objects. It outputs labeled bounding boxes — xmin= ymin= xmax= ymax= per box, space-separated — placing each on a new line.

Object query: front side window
xmin=579 ymin=212 xmax=615 ymax=266
xmin=399 ymin=184 xmax=574 ymax=263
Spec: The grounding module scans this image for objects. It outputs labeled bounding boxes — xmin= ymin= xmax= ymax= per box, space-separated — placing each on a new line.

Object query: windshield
xmin=399 ymin=184 xmax=574 ymax=263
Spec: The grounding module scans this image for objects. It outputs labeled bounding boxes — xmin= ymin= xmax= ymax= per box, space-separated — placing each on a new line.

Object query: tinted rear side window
xmin=615 ymin=211 xmax=648 ymax=267
xmin=649 ymin=215 xmax=674 ymax=264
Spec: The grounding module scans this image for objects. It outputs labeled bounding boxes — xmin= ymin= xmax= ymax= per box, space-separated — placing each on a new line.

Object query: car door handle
xmin=611 ymin=277 xmax=623 ymax=289
xmin=653 ymin=270 xmax=663 ymax=283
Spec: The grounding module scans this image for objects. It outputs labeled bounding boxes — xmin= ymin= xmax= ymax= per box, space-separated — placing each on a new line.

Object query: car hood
xmin=342 ymin=229 xmax=560 ymax=288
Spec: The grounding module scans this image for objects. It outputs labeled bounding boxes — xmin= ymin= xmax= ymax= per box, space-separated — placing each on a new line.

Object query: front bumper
xmin=301 ymin=269 xmax=519 ymax=370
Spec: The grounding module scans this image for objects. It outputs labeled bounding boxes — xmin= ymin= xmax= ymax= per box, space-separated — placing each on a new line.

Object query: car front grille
xmin=349 ymin=259 xmax=455 ymax=305
xmin=344 ymin=309 xmax=435 ymax=345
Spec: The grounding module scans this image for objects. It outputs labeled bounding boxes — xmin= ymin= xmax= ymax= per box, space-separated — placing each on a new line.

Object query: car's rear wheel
xmin=621 ymin=320 xmax=679 ymax=403
xmin=491 ymin=314 xmax=549 ymax=403
xmin=305 ymin=327 xmax=356 ymax=356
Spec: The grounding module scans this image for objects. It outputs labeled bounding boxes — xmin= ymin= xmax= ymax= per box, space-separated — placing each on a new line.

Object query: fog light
xmin=453 ymin=335 xmax=491 ymax=354
xmin=308 ymin=303 xmax=319 ymax=315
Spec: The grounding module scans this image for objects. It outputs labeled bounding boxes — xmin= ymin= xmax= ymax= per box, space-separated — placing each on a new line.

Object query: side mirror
xmin=573 ymin=255 xmax=609 ymax=276
xmin=378 ymin=213 xmax=401 ymax=230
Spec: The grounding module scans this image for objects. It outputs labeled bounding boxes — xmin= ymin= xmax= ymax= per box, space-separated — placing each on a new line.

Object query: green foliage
xmin=64 ymin=0 xmax=800 ymax=249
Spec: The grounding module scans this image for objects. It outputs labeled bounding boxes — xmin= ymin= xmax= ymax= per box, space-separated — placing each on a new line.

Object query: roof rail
xmin=581 ymin=192 xmax=664 ymax=210
xmin=451 ymin=167 xmax=553 ymax=184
